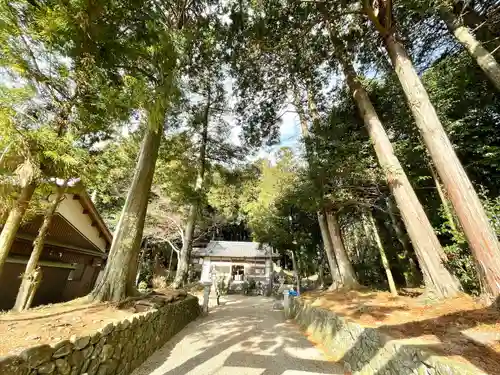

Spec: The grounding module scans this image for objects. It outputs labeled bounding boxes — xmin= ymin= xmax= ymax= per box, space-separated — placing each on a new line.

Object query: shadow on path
xmin=132 ymin=295 xmax=343 ymax=375
xmin=334 ymin=304 xmax=500 ymax=374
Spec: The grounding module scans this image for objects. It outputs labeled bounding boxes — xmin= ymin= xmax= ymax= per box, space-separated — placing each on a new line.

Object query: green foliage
xmin=248 ymin=278 xmax=257 ymax=290
xmin=241 ymin=280 xmax=250 ymax=295
xmin=86 ymin=136 xmax=139 ymax=228
xmin=0 ymin=0 xmax=498 ymax=300
xmin=439 ymin=189 xmax=500 ymax=295
xmin=443 ymin=242 xmax=480 ymax=295
xmin=216 ymin=276 xmax=228 ymax=296
xmin=310 ymin=87 xmax=385 ymax=211
xmin=368 ymin=48 xmax=500 ymax=292
xmin=424 ymin=52 xmax=500 ymax=195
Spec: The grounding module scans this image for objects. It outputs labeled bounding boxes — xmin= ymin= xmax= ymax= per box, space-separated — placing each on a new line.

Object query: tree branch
xmin=385 ymin=0 xmax=392 ymax=30
xmin=116 ymin=64 xmax=159 ymax=85
xmin=165 ymin=239 xmax=180 ymax=254
xmin=363 ymin=0 xmax=389 ymax=37
xmin=164 ymin=215 xmax=185 ymax=247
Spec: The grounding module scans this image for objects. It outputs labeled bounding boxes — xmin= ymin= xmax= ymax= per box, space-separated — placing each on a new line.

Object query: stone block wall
xmin=0 ymin=295 xmax=200 ymax=375
xmin=291 ymin=298 xmax=487 ymax=375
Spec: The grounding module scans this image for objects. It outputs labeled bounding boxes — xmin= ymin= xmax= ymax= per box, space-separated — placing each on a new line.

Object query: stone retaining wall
xmin=290 ymin=298 xmax=486 ymax=375
xmin=0 ymin=295 xmax=200 ymax=375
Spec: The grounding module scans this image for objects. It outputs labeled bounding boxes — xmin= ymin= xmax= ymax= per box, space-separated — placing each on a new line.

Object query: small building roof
xmin=192 ymin=241 xmax=279 ymax=258
xmin=72 ymin=191 xmax=113 ymax=246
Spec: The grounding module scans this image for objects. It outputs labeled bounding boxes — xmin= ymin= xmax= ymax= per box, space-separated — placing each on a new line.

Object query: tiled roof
xmin=192 ymin=241 xmax=279 ymax=258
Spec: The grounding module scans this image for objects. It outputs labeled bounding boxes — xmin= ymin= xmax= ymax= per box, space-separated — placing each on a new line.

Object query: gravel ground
xmin=132 ymin=294 xmax=344 ymax=375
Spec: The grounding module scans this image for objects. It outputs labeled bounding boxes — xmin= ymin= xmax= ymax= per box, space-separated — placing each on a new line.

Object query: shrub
xmin=216 ymin=277 xmax=228 ymax=295
xmin=242 ymin=280 xmax=250 ymax=295
xmin=138 ymin=280 xmax=148 ymax=292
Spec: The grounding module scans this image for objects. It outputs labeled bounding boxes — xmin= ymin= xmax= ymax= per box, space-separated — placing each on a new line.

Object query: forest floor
xmin=301 ymin=289 xmax=500 ymax=374
xmin=0 ymin=289 xmax=186 ymax=356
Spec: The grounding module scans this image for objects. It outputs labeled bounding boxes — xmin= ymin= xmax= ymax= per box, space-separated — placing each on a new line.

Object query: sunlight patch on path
xmin=132 ymin=295 xmax=343 ymax=375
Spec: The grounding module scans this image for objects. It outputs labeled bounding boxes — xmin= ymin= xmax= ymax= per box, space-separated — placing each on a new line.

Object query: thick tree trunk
xmin=365 ymin=211 xmax=398 ymax=296
xmin=317 ymin=210 xmax=341 ymax=289
xmin=91 ymin=116 xmax=163 ymax=302
xmin=325 ymin=211 xmax=358 ymax=288
xmin=440 ymin=7 xmax=500 ymax=91
xmin=135 ymin=248 xmax=145 ymax=287
xmin=0 ymin=182 xmax=37 ymax=279
xmin=167 ymin=245 xmax=174 ymax=279
xmin=13 ymin=183 xmax=66 ymax=311
xmin=172 ymin=93 xmax=210 ymax=289
xmin=384 ymin=34 xmax=500 ymax=300
xmin=172 ymin=205 xmax=197 ymax=288
xmin=295 ymin=87 xmax=359 ymax=289
xmin=340 ymin=58 xmax=460 ymax=298
xmin=452 ymin=1 xmax=500 ymax=59
xmin=24 ymin=267 xmax=42 ymax=309
xmin=290 ymin=249 xmax=301 ymax=294
xmin=318 ymin=252 xmax=325 ymax=289
xmin=0 ymin=210 xmax=8 ymax=225
xmin=386 ymin=196 xmax=421 ymax=287
xmin=351 ymin=222 xmax=361 ymax=259
xmin=296 ymin=251 xmax=304 ymax=280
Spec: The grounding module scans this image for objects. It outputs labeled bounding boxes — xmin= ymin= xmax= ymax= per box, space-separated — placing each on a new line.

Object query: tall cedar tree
xmin=364 ymin=0 xmax=500 ymax=300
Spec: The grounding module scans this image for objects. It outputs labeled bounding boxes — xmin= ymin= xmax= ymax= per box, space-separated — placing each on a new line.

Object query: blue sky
xmin=277 ymin=104 xmax=301 ymax=148
xmin=225 ymin=95 xmax=302 ymax=161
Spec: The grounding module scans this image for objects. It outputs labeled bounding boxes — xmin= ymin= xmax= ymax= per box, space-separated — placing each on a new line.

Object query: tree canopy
xmin=1 ymin=0 xmax=500 ymax=303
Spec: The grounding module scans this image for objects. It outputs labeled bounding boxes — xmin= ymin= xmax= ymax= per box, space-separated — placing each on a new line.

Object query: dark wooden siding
xmin=63 ymin=264 xmax=99 ymax=301
xmin=0 ymin=239 xmax=103 ymax=311
xmin=0 ymin=262 xmax=71 ymax=311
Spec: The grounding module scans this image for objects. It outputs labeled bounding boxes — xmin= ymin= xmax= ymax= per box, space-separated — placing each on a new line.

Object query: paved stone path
xmin=132 ymin=295 xmax=343 ymax=375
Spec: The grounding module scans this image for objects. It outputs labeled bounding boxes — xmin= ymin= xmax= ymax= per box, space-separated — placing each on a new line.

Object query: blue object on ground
xmin=288 ymin=290 xmax=298 ymax=296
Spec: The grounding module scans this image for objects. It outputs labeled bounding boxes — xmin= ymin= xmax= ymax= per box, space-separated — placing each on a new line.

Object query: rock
xmin=68 ymin=350 xmax=83 ymax=368
xmin=99 ymin=345 xmax=114 ymax=362
xmin=51 ymin=340 xmax=73 ymax=359
xmin=98 ymin=323 xmax=114 ymax=336
xmin=70 ymin=335 xmax=90 ymax=350
xmin=96 ymin=359 xmax=118 ymax=375
xmin=123 ymin=362 xmax=130 ymax=374
xmin=145 ymin=310 xmax=155 ymax=320
xmin=91 ymin=337 xmax=106 ymax=359
xmin=81 ymin=358 xmax=91 ymax=374
xmin=0 ymin=355 xmax=29 ymax=375
xmin=112 ymin=344 xmax=122 ymax=360
xmin=37 ymin=361 xmax=56 ymax=374
xmin=21 ymin=345 xmax=54 ymax=368
xmin=129 ymin=316 xmax=139 ymax=328
xmin=55 ymin=359 xmax=70 ymax=375
xmin=114 ymin=321 xmax=124 ymax=332
xmin=136 ymin=314 xmax=145 ymax=324
xmin=121 ymin=318 xmax=131 ymax=330
xmin=85 ymin=359 xmax=100 ymax=375
xmin=272 ymin=301 xmax=284 ymax=310
xmin=0 ymin=296 xmax=200 ymax=375
xmin=91 ymin=344 xmax=103 ymax=359
xmin=90 ymin=332 xmax=102 ymax=345
xmin=82 ymin=345 xmax=94 ymax=360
